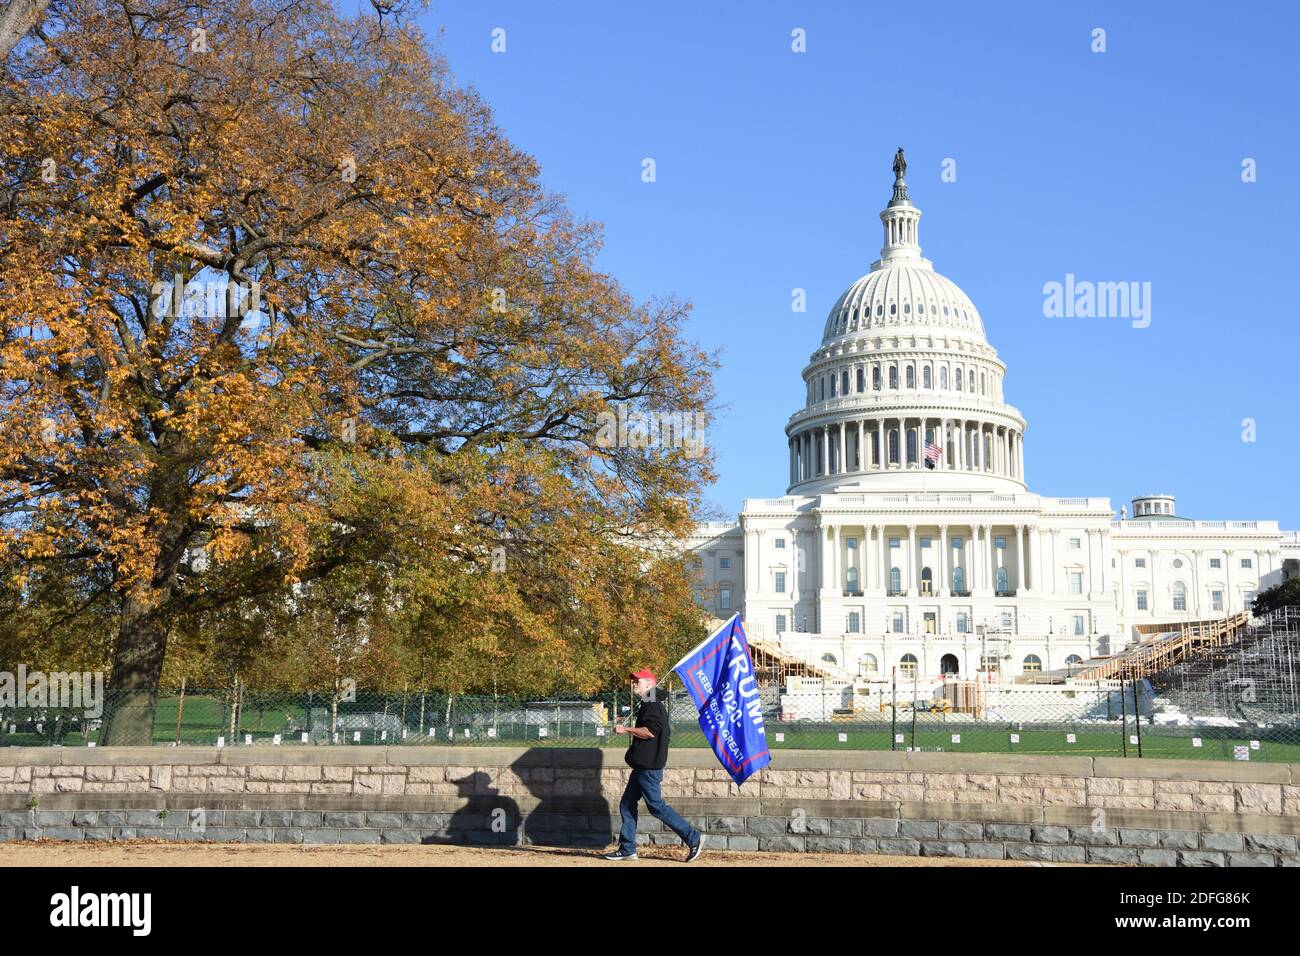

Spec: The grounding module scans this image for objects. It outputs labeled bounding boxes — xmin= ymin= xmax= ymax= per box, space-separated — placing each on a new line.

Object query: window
xmin=859 ymin=654 xmax=878 ymax=676
xmin=995 ymin=536 xmax=1006 ymax=550
xmin=889 ymin=567 xmax=901 ymax=593
xmin=1241 ymin=558 xmax=1253 ymax=569
xmin=923 ymin=366 xmax=932 ymax=389
xmin=819 ymin=378 xmax=825 ymax=401
xmin=719 ymin=588 xmax=731 ymax=610
xmin=939 ymin=366 xmax=948 ymax=389
xmin=1023 ymin=655 xmax=1042 ymax=673
xmin=920 ymin=567 xmax=933 ymax=595
xmin=842 ymin=370 xmax=849 ymax=395
xmin=1211 ymin=590 xmax=1224 ymax=612
xmin=856 ymin=367 xmax=864 ymax=392
xmin=997 ymin=566 xmax=1009 ymax=592
xmin=846 ymin=567 xmax=859 ymax=591
xmin=873 ymin=366 xmax=881 ymax=391
xmin=1070 ymin=572 xmax=1083 ymax=595
xmin=830 ymin=375 xmax=837 ymax=397
xmin=920 ymin=537 xmax=932 ymax=549
xmin=892 ymin=612 xmax=905 ymax=633
xmin=821 ymin=654 xmax=837 ymax=665
xmin=774 ymin=538 xmax=786 ymax=549
xmin=1069 ymin=537 xmax=1081 ymax=550
xmin=1173 ymin=558 xmax=1183 ymax=569
xmin=906 ymin=430 xmax=917 ymax=465
xmin=952 ymin=566 xmax=966 ymax=593
xmin=847 ymin=537 xmax=857 ymax=551
xmin=775 ymin=614 xmax=787 ymax=634
xmin=889 ymin=537 xmax=900 ymax=548
xmin=847 ymin=611 xmax=860 ymax=633
xmin=1001 ymin=610 xmax=1013 ymax=628
xmin=719 ymin=557 xmax=731 ymax=569
xmin=774 ymin=571 xmax=786 ymax=593
xmin=899 ymin=653 xmax=918 ymax=676
xmin=968 ymin=370 xmax=975 ymax=392
xmin=956 ymin=611 xmax=970 ymax=633
xmin=1245 ymin=590 xmax=1256 ymax=609
xmin=1073 ymin=615 xmax=1085 ymax=636
xmin=888 ymin=429 xmax=899 ymax=464
xmin=1135 ymin=557 xmax=1146 ymax=568
xmin=953 ymin=537 xmax=963 ymax=549
xmin=1209 ymin=557 xmax=1220 ymax=569
xmin=905 ymin=365 xmax=915 ymax=388
xmin=889 ymin=366 xmax=898 ymax=389
xmin=1172 ymin=582 xmax=1186 ymax=611
xmin=1065 ymin=654 xmax=1083 ymax=666
xmin=1136 ymin=589 xmax=1148 ymax=611
xmin=955 ymin=368 xmax=963 ymax=391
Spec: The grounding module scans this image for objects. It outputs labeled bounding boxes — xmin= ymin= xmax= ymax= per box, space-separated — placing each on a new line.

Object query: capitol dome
xmin=785 ymin=149 xmax=1027 ymax=496
xmin=822 ymin=264 xmax=987 ymax=345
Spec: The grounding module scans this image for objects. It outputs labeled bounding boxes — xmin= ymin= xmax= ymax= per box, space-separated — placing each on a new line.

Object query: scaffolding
xmin=1148 ymin=606 xmax=1300 ymax=721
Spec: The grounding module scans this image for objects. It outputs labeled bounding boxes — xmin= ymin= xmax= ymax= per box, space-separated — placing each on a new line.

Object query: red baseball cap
xmin=630 ymin=668 xmax=656 ymax=682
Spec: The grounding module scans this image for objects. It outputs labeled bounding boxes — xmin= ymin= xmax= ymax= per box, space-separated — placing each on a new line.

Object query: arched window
xmin=821 ymin=653 xmax=838 ymax=665
xmin=940 ymin=654 xmax=959 ymax=675
xmin=819 ymin=377 xmax=825 ymax=401
xmin=923 ymin=366 xmax=932 ymax=389
xmin=859 ymin=654 xmax=878 ymax=676
xmin=1065 ymin=654 xmax=1083 ymax=666
xmin=888 ymin=366 xmax=898 ymax=389
xmin=996 ymin=566 xmax=1008 ymax=593
xmin=1172 ymin=582 xmax=1187 ymax=611
xmin=920 ymin=566 xmax=933 ymax=595
xmin=1022 ymin=655 xmax=1042 ymax=673
xmin=955 ymin=368 xmax=963 ymax=391
xmin=900 ymin=653 xmax=918 ymax=677
xmin=842 ymin=370 xmax=849 ymax=395
xmin=939 ymin=366 xmax=948 ymax=389
xmin=830 ymin=375 xmax=837 ymax=397
xmin=847 ymin=567 xmax=859 ymax=591
xmin=980 ymin=372 xmax=986 ymax=395
xmin=889 ymin=566 xmax=901 ymax=593
xmin=968 ymin=369 xmax=975 ymax=392
xmin=906 ymin=429 xmax=917 ymax=465
xmin=856 ymin=367 xmax=864 ymax=392
xmin=905 ymin=365 xmax=915 ymax=388
xmin=952 ymin=566 xmax=965 ymax=593
xmin=872 ymin=365 xmax=881 ymax=391
xmin=888 ymin=428 xmax=899 ymax=464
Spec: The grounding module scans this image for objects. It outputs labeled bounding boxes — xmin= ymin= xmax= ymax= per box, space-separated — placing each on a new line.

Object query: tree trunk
xmin=99 ymin=591 xmax=171 ymax=745
xmin=0 ymin=0 xmax=51 ymax=62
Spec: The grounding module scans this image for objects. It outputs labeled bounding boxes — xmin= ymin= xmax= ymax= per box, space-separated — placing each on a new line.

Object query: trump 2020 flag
xmin=672 ymin=613 xmax=771 ymax=786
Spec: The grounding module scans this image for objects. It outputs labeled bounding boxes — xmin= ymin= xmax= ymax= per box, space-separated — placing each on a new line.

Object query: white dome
xmin=822 ymin=264 xmax=986 ymax=345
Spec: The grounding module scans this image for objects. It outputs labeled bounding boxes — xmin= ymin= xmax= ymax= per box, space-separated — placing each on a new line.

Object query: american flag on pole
xmin=924 ymin=439 xmax=943 ymax=468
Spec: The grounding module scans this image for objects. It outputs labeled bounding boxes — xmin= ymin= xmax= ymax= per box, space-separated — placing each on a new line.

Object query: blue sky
xmin=405 ymin=1 xmax=1299 ymax=528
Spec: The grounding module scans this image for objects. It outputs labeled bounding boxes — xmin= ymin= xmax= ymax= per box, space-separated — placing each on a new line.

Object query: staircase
xmin=1076 ymin=611 xmax=1252 ymax=682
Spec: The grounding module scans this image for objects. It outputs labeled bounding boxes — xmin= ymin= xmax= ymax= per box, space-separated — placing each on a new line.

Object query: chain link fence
xmin=2 ymin=679 xmax=1298 ymax=762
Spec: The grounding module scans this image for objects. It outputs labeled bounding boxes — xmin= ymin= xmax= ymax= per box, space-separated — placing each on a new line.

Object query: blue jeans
xmin=618 ymin=768 xmax=700 ymax=853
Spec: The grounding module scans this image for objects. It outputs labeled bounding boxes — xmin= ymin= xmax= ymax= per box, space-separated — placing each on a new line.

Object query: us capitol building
xmin=687 ymin=150 xmax=1300 ymax=682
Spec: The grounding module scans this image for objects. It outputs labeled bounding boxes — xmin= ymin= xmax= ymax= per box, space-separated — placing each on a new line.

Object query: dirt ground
xmin=0 ymin=839 xmax=1056 ymax=867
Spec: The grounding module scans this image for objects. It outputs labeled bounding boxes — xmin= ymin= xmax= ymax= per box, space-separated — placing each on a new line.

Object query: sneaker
xmin=684 ymin=834 xmax=705 ymax=863
xmin=602 ymin=848 xmax=639 ymax=861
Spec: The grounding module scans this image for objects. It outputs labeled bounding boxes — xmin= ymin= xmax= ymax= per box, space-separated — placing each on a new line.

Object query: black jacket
xmin=624 ymin=687 xmax=671 ymax=770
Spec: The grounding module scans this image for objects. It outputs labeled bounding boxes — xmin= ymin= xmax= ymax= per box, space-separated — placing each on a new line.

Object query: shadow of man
xmin=511 ymin=748 xmax=612 ymax=849
xmin=423 ymin=771 xmax=522 ymax=846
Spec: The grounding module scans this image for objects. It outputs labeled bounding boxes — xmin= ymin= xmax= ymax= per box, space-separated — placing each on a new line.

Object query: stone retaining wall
xmin=3 ymin=747 xmax=1299 ymax=865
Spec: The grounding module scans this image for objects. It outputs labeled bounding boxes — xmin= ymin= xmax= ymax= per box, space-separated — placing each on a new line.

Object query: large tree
xmin=1 ymin=0 xmax=715 ymax=741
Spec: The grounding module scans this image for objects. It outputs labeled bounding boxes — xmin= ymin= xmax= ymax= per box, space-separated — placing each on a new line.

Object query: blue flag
xmin=672 ymin=613 xmax=771 ymax=786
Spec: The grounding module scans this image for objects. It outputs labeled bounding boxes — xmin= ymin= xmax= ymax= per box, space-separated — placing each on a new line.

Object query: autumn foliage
xmin=0 ymin=0 xmax=716 ymax=740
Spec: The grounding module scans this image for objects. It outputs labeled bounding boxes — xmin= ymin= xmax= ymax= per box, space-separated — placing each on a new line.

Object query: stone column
xmin=1192 ymin=549 xmax=1202 ymax=616
xmin=831 ymin=525 xmax=841 ymax=592
xmin=857 ymin=420 xmax=865 ymax=472
xmin=938 ymin=525 xmax=949 ymax=597
xmin=908 ymin=524 xmax=918 ymax=595
xmin=820 ymin=425 xmax=828 ymax=475
xmin=1028 ymin=525 xmax=1040 ymax=593
xmin=878 ymin=525 xmax=888 ymax=591
xmin=838 ymin=423 xmax=846 ymax=476
xmin=1015 ymin=524 xmax=1026 ymax=593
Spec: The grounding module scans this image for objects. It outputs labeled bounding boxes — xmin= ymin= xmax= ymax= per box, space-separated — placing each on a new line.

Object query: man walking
xmin=603 ymin=669 xmax=704 ymax=862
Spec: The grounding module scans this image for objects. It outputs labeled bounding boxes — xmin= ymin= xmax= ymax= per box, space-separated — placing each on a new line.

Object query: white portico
xmin=687 ymin=150 xmax=1295 ymax=682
